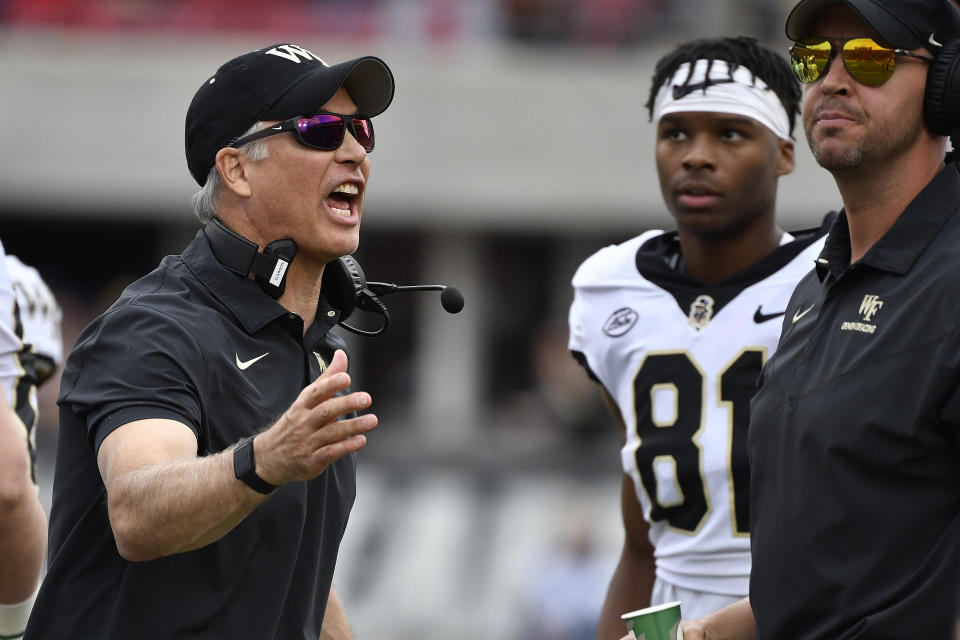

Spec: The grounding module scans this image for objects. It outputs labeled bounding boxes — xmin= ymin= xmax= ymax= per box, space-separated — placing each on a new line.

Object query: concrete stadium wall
xmin=0 ymin=28 xmax=841 ymax=233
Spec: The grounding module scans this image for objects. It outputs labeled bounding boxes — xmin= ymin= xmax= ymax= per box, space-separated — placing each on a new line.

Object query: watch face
xmin=234 ymin=436 xmax=275 ymax=494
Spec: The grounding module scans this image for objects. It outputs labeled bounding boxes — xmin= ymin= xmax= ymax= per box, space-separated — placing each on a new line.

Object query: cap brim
xmin=263 ymin=56 xmax=394 ymax=120
xmin=785 ymin=0 xmax=922 ymax=48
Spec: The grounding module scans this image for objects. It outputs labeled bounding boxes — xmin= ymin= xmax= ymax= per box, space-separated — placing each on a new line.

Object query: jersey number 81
xmin=632 ymin=349 xmax=764 ymax=535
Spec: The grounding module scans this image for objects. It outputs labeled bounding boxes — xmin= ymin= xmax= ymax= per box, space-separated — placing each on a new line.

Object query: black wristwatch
xmin=233 ymin=435 xmax=277 ymax=494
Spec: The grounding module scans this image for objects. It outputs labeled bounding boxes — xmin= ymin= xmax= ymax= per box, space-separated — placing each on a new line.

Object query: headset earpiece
xmin=321 ymin=255 xmax=367 ymax=320
xmin=205 ymin=222 xmax=447 ymax=337
xmin=925 ymin=39 xmax=960 ymax=137
xmin=203 ymin=218 xmax=296 ymax=300
xmin=255 ymin=239 xmax=296 ymax=299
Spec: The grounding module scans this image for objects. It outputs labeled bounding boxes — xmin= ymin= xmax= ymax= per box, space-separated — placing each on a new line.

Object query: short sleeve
xmin=58 ymin=303 xmax=205 ymax=451
xmin=568 ymin=285 xmax=601 ymax=384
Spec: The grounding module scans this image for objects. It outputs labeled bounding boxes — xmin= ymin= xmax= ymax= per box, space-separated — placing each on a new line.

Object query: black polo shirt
xmin=749 ymin=162 xmax=960 ymax=638
xmin=25 ymin=231 xmax=357 ymax=640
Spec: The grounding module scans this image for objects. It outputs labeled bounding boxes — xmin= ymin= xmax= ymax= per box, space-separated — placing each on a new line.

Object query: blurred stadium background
xmin=0 ymin=1 xmax=840 ymax=637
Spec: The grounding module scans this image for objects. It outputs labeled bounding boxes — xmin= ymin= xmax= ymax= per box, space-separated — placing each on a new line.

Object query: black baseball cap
xmin=185 ymin=43 xmax=395 ymax=186
xmin=785 ymin=0 xmax=960 ymax=49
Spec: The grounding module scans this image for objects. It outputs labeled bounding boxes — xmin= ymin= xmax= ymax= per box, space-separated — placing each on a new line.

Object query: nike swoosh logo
xmin=930 ymin=33 xmax=942 ymax=47
xmin=672 ymin=78 xmax=736 ymax=99
xmin=792 ymin=305 xmax=815 ymax=324
xmin=271 ymin=125 xmax=283 ymax=130
xmin=753 ymin=306 xmax=786 ymax=323
xmin=236 ymin=352 xmax=269 ymax=370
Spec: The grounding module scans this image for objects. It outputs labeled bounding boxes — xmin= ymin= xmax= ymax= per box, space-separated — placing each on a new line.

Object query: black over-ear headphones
xmin=925 ymin=39 xmax=960 ymax=138
xmin=204 ymin=218 xmax=464 ymax=337
xmin=204 ymin=218 xmax=297 ymax=299
xmin=320 ymin=254 xmax=391 ymax=336
xmin=321 ymin=254 xmax=465 ymax=337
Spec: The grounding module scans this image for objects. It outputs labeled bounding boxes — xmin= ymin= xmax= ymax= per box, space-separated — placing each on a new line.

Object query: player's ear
xmin=215 ymin=147 xmax=252 ymax=198
xmin=775 ymin=138 xmax=795 ymax=177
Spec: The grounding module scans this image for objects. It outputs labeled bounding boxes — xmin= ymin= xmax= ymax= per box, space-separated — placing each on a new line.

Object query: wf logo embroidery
xmin=859 ymin=294 xmax=883 ymax=322
xmin=841 ymin=294 xmax=884 ymax=334
xmin=265 ymin=44 xmax=326 ymax=66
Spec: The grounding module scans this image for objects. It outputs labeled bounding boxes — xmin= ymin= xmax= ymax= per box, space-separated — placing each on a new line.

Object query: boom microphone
xmin=322 ymin=255 xmax=464 ymax=337
xmin=440 ymin=287 xmax=465 ymax=314
xmin=365 ymin=282 xmax=465 ymax=314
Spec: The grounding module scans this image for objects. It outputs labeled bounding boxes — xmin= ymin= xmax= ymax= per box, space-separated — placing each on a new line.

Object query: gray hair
xmin=191 ymin=121 xmax=270 ymax=224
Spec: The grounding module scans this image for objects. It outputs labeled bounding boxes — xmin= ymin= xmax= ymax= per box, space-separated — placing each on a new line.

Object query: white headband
xmin=651 ymin=59 xmax=792 ymax=141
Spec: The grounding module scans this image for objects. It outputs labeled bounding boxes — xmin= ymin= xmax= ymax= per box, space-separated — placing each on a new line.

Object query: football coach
xmin=24 ymin=43 xmax=393 ymax=639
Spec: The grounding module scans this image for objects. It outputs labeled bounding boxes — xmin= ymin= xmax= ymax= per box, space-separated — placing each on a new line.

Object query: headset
xmin=320 ymin=253 xmax=464 ymax=336
xmin=204 ymin=217 xmax=296 ymax=299
xmin=925 ymin=38 xmax=960 ymax=144
xmin=203 ymin=218 xmax=464 ymax=337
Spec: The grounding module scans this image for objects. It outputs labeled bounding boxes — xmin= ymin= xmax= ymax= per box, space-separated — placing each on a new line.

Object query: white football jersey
xmin=0 ymin=243 xmax=60 ymax=484
xmin=5 ymin=253 xmax=63 ymax=379
xmin=0 ymin=240 xmax=24 ymax=406
xmin=569 ymin=225 xmax=828 ymax=597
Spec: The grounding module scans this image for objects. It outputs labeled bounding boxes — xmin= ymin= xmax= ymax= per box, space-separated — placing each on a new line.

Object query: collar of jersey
xmin=637 ymin=220 xmax=827 ymax=291
xmin=817 ymin=162 xmax=960 ymax=281
xmin=182 ymin=231 xmax=295 ymax=334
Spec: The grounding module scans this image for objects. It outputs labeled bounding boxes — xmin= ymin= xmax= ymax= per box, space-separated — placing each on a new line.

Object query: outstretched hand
xmin=254 ymin=349 xmax=378 ymax=486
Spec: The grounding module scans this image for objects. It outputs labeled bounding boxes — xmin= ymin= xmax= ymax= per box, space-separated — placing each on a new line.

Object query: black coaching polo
xmin=749 ymin=162 xmax=960 ymax=638
xmin=25 ymin=231 xmax=357 ymax=640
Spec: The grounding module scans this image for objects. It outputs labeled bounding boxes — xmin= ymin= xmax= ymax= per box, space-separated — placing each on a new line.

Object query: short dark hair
xmin=645 ymin=36 xmax=801 ymax=137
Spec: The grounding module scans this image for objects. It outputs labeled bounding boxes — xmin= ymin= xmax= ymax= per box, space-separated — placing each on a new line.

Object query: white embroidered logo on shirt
xmin=236 ymin=352 xmax=269 ymax=370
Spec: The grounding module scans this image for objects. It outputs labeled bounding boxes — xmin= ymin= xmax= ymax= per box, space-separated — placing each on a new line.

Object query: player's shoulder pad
xmin=5 ymin=254 xmax=63 ymax=367
xmin=572 ymin=229 xmax=665 ymax=286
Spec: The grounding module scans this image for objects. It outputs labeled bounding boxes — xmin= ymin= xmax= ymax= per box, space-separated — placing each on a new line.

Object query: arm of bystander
xmin=0 ymin=388 xmax=46 ymax=612
xmin=615 ymin=598 xmax=756 ymax=640
xmin=319 ymin=588 xmax=353 ymax=640
xmin=594 ymin=391 xmax=657 ymax=640
xmin=680 ymin=598 xmax=755 ymax=640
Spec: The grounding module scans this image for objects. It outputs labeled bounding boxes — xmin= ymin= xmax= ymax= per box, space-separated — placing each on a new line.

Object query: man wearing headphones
xmin=569 ymin=36 xmax=829 ymax=638
xmin=24 ymin=44 xmax=393 ymax=639
xmin=677 ymin=0 xmax=960 ymax=638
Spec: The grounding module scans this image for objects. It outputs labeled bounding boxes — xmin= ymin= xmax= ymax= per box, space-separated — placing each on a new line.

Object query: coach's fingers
xmin=307 ymin=416 xmax=378 ymax=470
xmin=306 ymin=412 xmax=378 ymax=451
xmin=313 ymin=434 xmax=368 ymax=466
xmin=257 ymin=410 xmax=377 ymax=484
xmin=298 ymin=390 xmax=372 ymax=432
xmin=296 ymin=352 xmax=351 ymax=410
xmin=324 ymin=349 xmax=348 ymax=376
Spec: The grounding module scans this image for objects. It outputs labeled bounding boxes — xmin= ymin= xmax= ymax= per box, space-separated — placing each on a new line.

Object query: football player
xmin=568 ymin=36 xmax=831 ymax=638
xmin=0 ymin=243 xmax=62 ymax=639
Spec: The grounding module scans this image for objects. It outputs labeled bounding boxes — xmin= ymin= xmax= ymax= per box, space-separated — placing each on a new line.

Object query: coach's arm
xmin=98 ymin=350 xmax=377 ymax=561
